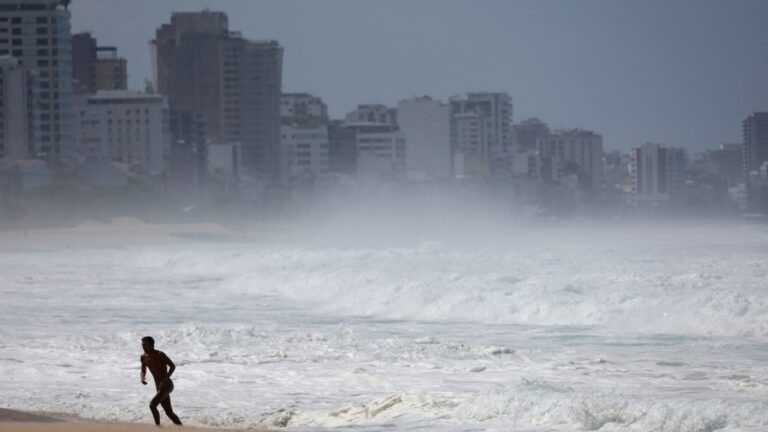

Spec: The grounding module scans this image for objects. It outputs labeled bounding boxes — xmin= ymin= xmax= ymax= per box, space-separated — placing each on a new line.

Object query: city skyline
xmin=70 ymin=0 xmax=768 ymax=152
xmin=2 ymin=0 xmax=767 ymax=218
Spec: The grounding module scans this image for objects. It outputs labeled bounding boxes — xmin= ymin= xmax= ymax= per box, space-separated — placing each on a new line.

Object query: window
xmin=36 ymin=27 xmax=48 ymax=35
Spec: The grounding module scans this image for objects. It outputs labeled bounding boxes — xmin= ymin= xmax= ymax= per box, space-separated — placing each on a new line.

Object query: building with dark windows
xmin=75 ymin=90 xmax=169 ymax=177
xmin=536 ymin=129 xmax=603 ymax=189
xmin=327 ymin=120 xmax=356 ymax=176
xmin=743 ymin=113 xmax=768 ymax=178
xmin=281 ymin=92 xmax=328 ymax=127
xmin=450 ymin=92 xmax=513 ymax=182
xmin=0 ymin=0 xmax=75 ymax=163
xmin=151 ymin=11 xmax=283 ymax=184
xmin=743 ymin=113 xmax=768 ymax=211
xmin=0 ymin=57 xmax=40 ymax=161
xmin=73 ymin=33 xmax=127 ymax=94
xmin=280 ymin=93 xmax=330 ymax=184
xmin=630 ymin=142 xmax=687 ymax=207
xmin=168 ymin=110 xmax=208 ymax=197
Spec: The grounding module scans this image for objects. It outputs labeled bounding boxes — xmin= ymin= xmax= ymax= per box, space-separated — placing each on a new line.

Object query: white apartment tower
xmin=397 ymin=96 xmax=451 ymax=180
xmin=450 ymin=92 xmax=513 ymax=179
xmin=0 ymin=0 xmax=74 ymax=162
xmin=280 ymin=124 xmax=329 ymax=183
xmin=76 ymin=91 xmax=169 ymax=176
xmin=355 ymin=126 xmax=406 ymax=180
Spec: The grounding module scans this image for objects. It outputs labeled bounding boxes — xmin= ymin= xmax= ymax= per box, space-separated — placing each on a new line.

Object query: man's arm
xmin=140 ymin=355 xmax=147 ymax=385
xmin=161 ymin=352 xmax=176 ymax=386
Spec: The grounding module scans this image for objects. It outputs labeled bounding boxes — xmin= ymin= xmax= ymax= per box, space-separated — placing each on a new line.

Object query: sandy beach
xmin=0 ymin=218 xmax=242 ymax=251
xmin=0 ymin=408 xmax=273 ymax=432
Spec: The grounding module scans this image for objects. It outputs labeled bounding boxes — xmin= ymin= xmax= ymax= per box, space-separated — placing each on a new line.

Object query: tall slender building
xmin=0 ymin=57 xmax=38 ymax=161
xmin=280 ymin=92 xmax=330 ymax=183
xmin=0 ymin=0 xmax=74 ymax=163
xmin=742 ymin=112 xmax=768 ymax=211
xmin=71 ymin=32 xmax=96 ymax=94
xmin=151 ymin=11 xmax=283 ymax=182
xmin=743 ymin=112 xmax=768 ymax=178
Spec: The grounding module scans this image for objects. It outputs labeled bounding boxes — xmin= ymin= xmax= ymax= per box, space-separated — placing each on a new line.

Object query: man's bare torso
xmin=141 ymin=350 xmax=170 ymax=389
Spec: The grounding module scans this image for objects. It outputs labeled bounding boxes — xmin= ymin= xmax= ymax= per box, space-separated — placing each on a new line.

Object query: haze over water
xmin=2 ymin=214 xmax=768 ymax=431
xmin=1 ymin=1 xmax=767 ymax=430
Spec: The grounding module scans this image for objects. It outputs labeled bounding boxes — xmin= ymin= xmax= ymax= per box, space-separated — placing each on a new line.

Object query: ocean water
xmin=2 ymin=222 xmax=768 ymax=431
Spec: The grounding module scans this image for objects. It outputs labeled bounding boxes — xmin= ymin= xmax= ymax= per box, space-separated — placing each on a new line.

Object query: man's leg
xmin=149 ymin=389 xmax=171 ymax=425
xmin=160 ymin=397 xmax=183 ymax=425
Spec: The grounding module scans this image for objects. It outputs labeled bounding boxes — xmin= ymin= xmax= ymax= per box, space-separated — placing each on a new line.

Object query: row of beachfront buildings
xmin=1 ymin=2 xmax=767 ymax=220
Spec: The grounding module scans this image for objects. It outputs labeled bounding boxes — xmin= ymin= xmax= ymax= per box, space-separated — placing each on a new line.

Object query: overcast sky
xmin=70 ymin=0 xmax=768 ymax=152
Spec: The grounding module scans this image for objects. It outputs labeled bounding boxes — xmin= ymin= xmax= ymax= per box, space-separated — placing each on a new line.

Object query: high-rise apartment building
xmin=151 ymin=11 xmax=283 ymax=182
xmin=630 ymin=142 xmax=687 ymax=205
xmin=699 ymin=143 xmax=743 ymax=185
xmin=0 ymin=57 xmax=38 ymax=160
xmin=452 ymin=111 xmax=488 ymax=178
xmin=71 ymin=32 xmax=95 ymax=94
xmin=514 ymin=118 xmax=550 ymax=153
xmin=168 ymin=110 xmax=207 ymax=196
xmin=397 ymin=96 xmax=451 ymax=180
xmin=327 ymin=120 xmax=356 ymax=176
xmin=93 ymin=46 xmax=126 ymax=91
xmin=280 ymin=92 xmax=329 ymax=183
xmin=450 ymin=92 xmax=513 ymax=180
xmin=537 ymin=129 xmax=603 ymax=189
xmin=742 ymin=113 xmax=768 ymax=211
xmin=354 ymin=125 xmax=406 ymax=180
xmin=72 ymin=33 xmax=127 ymax=94
xmin=0 ymin=0 xmax=75 ymax=162
xmin=75 ymin=90 xmax=169 ymax=176
xmin=743 ymin=112 xmax=768 ymax=179
xmin=280 ymin=124 xmax=329 ymax=183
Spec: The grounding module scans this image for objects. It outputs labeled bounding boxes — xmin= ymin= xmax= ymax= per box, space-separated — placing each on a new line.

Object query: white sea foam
xmin=1 ymin=222 xmax=768 ymax=430
xmin=124 ymin=223 xmax=768 ymax=337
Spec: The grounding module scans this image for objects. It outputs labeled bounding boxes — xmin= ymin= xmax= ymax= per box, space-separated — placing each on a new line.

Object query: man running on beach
xmin=140 ymin=336 xmax=183 ymax=426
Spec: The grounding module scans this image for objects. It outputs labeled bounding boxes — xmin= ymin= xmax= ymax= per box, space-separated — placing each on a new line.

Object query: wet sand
xmin=0 ymin=408 xmax=273 ymax=432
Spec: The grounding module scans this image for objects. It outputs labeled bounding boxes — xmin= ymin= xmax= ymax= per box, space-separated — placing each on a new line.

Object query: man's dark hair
xmin=141 ymin=336 xmax=155 ymax=346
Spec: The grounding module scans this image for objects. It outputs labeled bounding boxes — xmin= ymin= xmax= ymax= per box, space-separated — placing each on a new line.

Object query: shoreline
xmin=0 ymin=408 xmax=274 ymax=432
xmin=0 ymin=218 xmax=244 ymax=251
